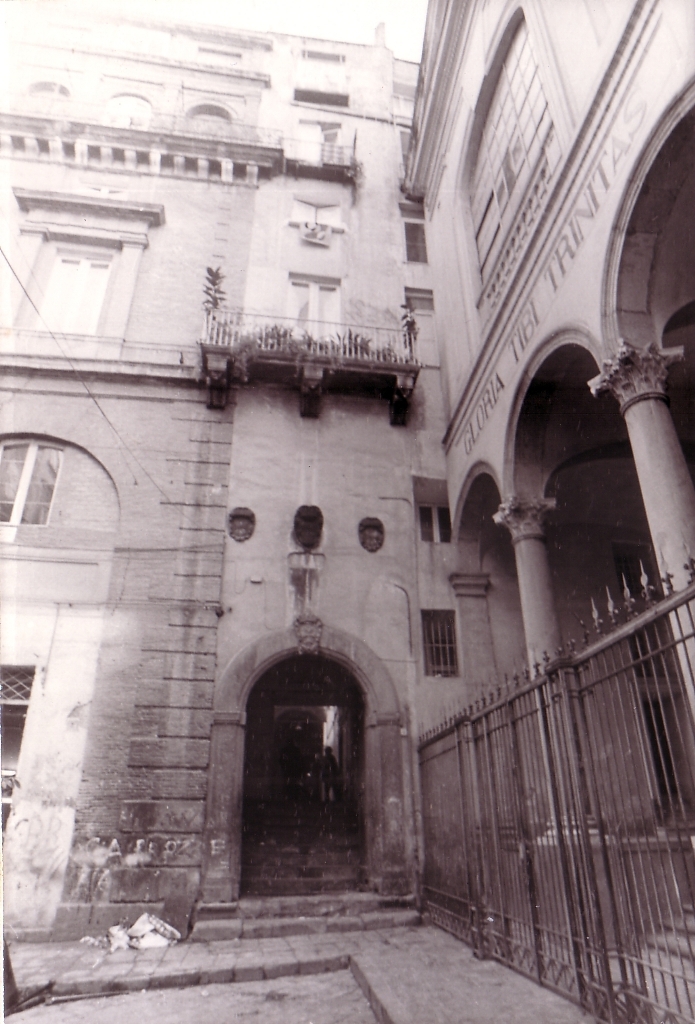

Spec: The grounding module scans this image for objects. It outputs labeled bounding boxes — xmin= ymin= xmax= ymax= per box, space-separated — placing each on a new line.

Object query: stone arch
xmin=602 ymin=80 xmax=695 ymax=350
xmin=502 ymin=327 xmax=602 ymax=496
xmin=202 ymin=627 xmax=410 ymax=905
xmin=214 ymin=624 xmax=401 ymax=720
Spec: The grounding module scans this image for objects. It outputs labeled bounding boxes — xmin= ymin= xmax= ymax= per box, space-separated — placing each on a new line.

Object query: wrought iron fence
xmin=201 ymin=309 xmax=418 ymax=365
xmin=419 ymin=584 xmax=695 ymax=1024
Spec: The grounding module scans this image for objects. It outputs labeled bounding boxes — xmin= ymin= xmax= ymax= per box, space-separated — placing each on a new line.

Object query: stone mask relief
xmin=293 ymin=505 xmax=324 ymax=549
xmin=358 ymin=517 xmax=384 ymax=552
xmin=228 ymin=507 xmax=256 ymax=542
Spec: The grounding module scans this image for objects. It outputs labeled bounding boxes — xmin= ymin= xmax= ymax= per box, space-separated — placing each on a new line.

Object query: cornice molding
xmin=13 ymin=188 xmax=165 ymax=226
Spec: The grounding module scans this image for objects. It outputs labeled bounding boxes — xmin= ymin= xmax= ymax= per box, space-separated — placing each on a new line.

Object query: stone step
xmin=190 ymin=904 xmax=421 ymax=942
xmin=242 ymin=875 xmax=361 ymax=897
xmin=241 ymin=847 xmax=362 ymax=864
xmin=242 ymin=864 xmax=360 ymax=882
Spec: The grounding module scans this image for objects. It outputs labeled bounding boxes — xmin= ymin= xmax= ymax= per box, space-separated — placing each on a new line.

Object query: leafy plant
xmin=203 ymin=266 xmax=226 ymax=311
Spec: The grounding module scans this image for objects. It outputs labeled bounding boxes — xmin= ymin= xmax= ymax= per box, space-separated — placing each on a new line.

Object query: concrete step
xmin=190 ymin=904 xmax=421 ymax=942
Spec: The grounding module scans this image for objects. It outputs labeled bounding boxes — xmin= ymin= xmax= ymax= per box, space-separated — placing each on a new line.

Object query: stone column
xmin=589 ymin=342 xmax=695 ymax=591
xmin=449 ymin=572 xmax=498 ymax=692
xmin=493 ymin=498 xmax=560 ymax=670
xmin=200 ymin=711 xmax=246 ymax=903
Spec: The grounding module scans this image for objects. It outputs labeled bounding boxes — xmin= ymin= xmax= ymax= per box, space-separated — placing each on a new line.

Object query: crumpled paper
xmin=95 ymin=913 xmax=181 ymax=952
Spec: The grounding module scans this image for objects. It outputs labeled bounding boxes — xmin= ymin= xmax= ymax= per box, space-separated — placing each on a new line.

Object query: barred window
xmin=1 ymin=666 xmax=35 ymax=830
xmin=471 ymin=21 xmax=555 ymax=281
xmin=421 ymin=611 xmax=458 ymax=677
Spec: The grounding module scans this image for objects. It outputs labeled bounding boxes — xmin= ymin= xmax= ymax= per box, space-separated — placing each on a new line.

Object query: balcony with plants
xmin=199 ymin=269 xmax=420 ymax=422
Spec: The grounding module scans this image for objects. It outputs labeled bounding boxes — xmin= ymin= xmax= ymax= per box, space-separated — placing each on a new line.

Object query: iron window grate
xmin=0 ymin=665 xmax=35 ymax=703
xmin=421 ymin=611 xmax=458 ymax=677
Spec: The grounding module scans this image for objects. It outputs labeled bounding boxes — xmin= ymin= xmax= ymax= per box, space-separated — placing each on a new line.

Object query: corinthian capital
xmin=493 ymin=497 xmax=556 ymax=544
xmin=588 ymin=341 xmax=683 ymax=414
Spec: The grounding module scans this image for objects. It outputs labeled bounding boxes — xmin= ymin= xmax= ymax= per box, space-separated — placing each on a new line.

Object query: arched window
xmin=28 ymin=81 xmax=70 ymax=97
xmin=104 ymin=94 xmax=152 ymax=129
xmin=187 ymin=104 xmax=232 ymax=122
xmin=0 ymin=442 xmax=62 ymax=525
xmin=471 ymin=20 xmax=559 ymax=290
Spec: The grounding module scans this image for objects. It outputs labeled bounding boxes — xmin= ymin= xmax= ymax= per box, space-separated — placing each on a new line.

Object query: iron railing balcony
xmin=199 ymin=308 xmax=420 ymax=422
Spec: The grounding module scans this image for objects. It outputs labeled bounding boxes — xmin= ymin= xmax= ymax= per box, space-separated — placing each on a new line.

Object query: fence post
xmin=559 ymin=659 xmax=628 ymax=1024
xmin=458 ymin=717 xmax=485 ymax=955
xmin=505 ymin=695 xmax=546 ymax=983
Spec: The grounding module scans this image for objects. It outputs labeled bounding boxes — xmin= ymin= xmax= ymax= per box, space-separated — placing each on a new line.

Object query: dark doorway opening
xmin=242 ymin=655 xmax=364 ymax=896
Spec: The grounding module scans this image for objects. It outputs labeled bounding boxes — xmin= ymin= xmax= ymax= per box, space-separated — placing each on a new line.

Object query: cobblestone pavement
xmin=15 ymin=972 xmax=377 ymax=1024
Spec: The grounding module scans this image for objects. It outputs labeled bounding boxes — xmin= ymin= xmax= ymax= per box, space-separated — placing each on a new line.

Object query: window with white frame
xmin=288 ymin=276 xmax=341 ymax=335
xmin=471 ymin=21 xmax=558 ymax=282
xmin=39 ymin=250 xmax=112 ymax=334
xmin=419 ymin=505 xmax=452 ymax=543
xmin=294 ymin=121 xmax=343 ymax=164
xmin=0 ymin=442 xmax=61 ymax=525
xmin=400 ymin=203 xmax=428 ymax=263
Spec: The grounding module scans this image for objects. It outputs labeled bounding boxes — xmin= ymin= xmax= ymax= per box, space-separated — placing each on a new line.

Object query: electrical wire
xmin=0 ymin=243 xmax=227 ymax=546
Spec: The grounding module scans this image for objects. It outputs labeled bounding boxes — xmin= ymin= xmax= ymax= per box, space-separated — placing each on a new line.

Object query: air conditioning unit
xmin=300 ymin=222 xmax=331 ymax=247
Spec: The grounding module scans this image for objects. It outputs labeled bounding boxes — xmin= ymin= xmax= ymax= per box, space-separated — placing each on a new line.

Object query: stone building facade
xmin=0 ymin=8 xmax=460 ymax=940
xmin=407 ymin=0 xmax=695 ymax=682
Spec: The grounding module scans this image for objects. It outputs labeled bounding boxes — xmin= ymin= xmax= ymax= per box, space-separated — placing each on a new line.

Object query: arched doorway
xmin=200 ymin=625 xmax=411 ymax=905
xmin=241 ymin=655 xmax=365 ymax=895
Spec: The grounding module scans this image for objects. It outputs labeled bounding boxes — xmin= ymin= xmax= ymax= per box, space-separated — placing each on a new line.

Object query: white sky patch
xmin=7 ymin=0 xmax=428 ymax=63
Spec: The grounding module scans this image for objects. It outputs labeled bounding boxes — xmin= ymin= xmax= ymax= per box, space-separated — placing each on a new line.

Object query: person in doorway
xmin=321 ymin=745 xmax=340 ymax=803
xmin=280 ymin=737 xmax=304 ymax=798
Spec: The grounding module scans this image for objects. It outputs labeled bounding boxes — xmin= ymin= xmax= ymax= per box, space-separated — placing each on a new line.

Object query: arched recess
xmin=603 ymin=82 xmax=695 ymax=351
xmin=201 ymin=626 xmax=410 ymax=904
xmin=600 ymin=87 xmax=695 ymax=583
xmin=510 ymin=338 xmax=658 ymax=645
xmin=455 ymin=467 xmax=526 ymax=687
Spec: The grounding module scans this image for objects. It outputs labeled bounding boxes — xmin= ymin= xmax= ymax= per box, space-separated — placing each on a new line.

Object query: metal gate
xmin=419 ymin=585 xmax=695 ymax=1024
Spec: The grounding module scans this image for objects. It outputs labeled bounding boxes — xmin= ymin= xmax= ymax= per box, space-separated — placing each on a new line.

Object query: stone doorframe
xmin=200 ymin=625 xmax=411 ymax=903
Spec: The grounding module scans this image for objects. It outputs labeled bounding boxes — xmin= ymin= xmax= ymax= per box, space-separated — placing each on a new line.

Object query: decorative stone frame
xmin=200 ymin=625 xmax=411 ymax=903
xmin=12 ymin=188 xmax=165 ymax=339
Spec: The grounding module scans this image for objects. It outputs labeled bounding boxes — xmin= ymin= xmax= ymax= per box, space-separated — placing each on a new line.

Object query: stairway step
xmin=242 ymin=867 xmax=359 ymax=883
xmin=191 ymin=906 xmax=421 ymax=942
xmin=243 ymin=876 xmax=361 ymax=896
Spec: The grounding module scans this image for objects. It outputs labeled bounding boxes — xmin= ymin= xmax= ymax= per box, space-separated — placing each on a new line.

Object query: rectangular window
xmin=0 ymin=442 xmax=61 ymax=525
xmin=419 ymin=505 xmax=451 ymax=543
xmin=404 ymin=222 xmax=428 ymax=263
xmin=1 ymin=665 xmax=35 ymax=831
xmin=294 ymin=89 xmax=349 ymax=108
xmin=422 ymin=611 xmax=458 ymax=677
xmin=288 ymin=276 xmax=341 ymax=336
xmin=40 ymin=251 xmax=111 ymax=334
xmin=404 ymin=288 xmax=434 ymax=312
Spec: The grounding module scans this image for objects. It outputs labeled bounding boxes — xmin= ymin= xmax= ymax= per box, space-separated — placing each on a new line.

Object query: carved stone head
xmin=294 ymin=612 xmax=322 ymax=655
xmin=228 ymin=507 xmax=256 ymax=542
xmin=359 ymin=517 xmax=384 ymax=552
xmin=294 ymin=505 xmax=324 ymax=550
